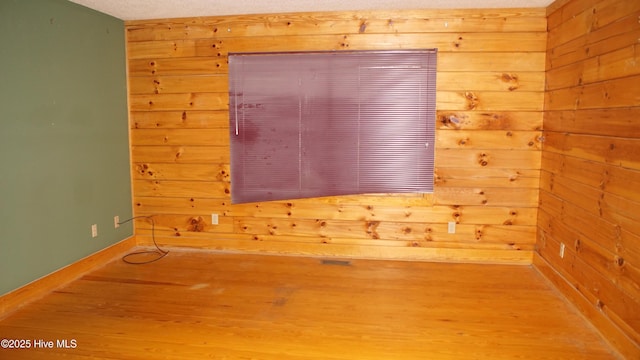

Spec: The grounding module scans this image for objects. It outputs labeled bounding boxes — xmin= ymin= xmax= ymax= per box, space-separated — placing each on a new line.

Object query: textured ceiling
xmin=68 ymin=0 xmax=555 ymax=21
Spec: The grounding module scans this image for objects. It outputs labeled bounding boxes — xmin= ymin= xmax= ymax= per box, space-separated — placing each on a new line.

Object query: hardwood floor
xmin=0 ymin=249 xmax=620 ymax=359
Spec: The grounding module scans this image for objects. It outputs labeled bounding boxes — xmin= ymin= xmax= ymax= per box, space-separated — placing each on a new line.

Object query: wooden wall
xmin=535 ymin=0 xmax=640 ymax=357
xmin=125 ymin=8 xmax=547 ymax=264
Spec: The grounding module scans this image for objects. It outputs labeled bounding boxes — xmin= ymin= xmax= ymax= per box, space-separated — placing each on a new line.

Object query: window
xmin=229 ymin=50 xmax=437 ymax=204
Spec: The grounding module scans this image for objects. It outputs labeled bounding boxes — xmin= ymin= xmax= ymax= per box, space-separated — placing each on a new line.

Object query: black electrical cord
xmin=118 ymin=215 xmax=169 ymax=265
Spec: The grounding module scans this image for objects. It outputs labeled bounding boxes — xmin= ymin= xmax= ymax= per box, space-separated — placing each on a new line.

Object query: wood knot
xmin=366 ymin=220 xmax=379 ymax=228
xmin=478 ymin=153 xmax=489 ymax=166
xmin=595 ymin=299 xmax=604 ymax=310
xmin=440 ymin=114 xmax=463 ymax=128
xmin=502 ymin=73 xmax=519 ymax=90
xmin=366 ymin=221 xmax=380 ymax=239
xmin=464 ymin=92 xmax=478 ymax=110
xmin=187 ymin=216 xmax=206 ymax=232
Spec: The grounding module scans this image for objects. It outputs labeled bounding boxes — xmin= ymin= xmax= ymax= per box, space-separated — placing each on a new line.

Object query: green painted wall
xmin=0 ymin=0 xmax=132 ymax=295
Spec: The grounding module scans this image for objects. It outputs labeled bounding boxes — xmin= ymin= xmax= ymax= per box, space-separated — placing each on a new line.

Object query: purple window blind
xmin=229 ymin=50 xmax=437 ymax=204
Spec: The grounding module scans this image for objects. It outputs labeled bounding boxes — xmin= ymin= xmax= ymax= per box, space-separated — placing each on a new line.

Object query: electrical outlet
xmin=114 ymin=215 xmax=120 ymax=228
xmin=447 ymin=221 xmax=456 ymax=234
xmin=91 ymin=224 xmax=98 ymax=238
xmin=211 ymin=213 xmax=219 ymax=225
xmin=559 ymin=242 xmax=565 ymax=258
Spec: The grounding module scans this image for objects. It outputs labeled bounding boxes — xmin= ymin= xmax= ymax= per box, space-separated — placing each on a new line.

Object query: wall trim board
xmin=0 ymin=237 xmax=137 ymax=320
xmin=533 ymin=252 xmax=639 ymax=359
xmin=136 ymin=236 xmax=534 ymax=265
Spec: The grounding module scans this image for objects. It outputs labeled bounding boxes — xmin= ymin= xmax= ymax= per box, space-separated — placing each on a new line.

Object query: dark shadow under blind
xmin=229 ymin=50 xmax=437 ymax=204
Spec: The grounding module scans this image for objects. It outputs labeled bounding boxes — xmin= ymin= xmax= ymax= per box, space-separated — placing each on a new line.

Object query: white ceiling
xmin=68 ymin=0 xmax=555 ymax=21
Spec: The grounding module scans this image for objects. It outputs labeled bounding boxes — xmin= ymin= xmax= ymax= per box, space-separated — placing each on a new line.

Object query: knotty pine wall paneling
xmin=125 ymin=8 xmax=547 ymax=264
xmin=536 ymin=0 xmax=640 ymax=357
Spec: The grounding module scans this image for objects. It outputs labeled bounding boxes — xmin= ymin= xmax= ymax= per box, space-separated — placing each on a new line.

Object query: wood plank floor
xmin=0 ymin=249 xmax=621 ymax=359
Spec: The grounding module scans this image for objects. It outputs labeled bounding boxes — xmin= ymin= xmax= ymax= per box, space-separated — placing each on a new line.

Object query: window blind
xmin=229 ymin=50 xmax=437 ymax=204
